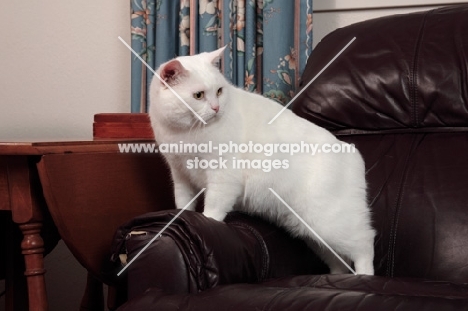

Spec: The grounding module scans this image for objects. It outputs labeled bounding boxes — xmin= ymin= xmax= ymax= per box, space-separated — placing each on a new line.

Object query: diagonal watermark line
xmin=117 ymin=188 xmax=206 ymax=276
xmin=268 ymin=188 xmax=357 ymax=275
xmin=268 ymin=37 xmax=357 ymax=125
xmin=118 ymin=36 xmax=207 ymax=125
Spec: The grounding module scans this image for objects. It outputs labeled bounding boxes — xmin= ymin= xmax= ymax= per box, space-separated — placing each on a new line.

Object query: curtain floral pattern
xmin=131 ymin=0 xmax=313 ymax=112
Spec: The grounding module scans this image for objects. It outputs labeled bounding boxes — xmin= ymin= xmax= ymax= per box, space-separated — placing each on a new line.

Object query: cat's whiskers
xmin=186 ymin=121 xmax=198 ymax=139
xmin=197 ymin=118 xmax=208 ymax=140
xmin=188 ymin=115 xmax=206 ymax=141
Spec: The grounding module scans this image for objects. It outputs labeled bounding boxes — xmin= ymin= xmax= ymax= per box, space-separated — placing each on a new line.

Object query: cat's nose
xmin=211 ymin=105 xmax=219 ymax=113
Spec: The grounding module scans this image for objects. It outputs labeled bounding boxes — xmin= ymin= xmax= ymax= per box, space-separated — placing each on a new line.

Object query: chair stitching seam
xmin=410 ymin=9 xmax=431 ymax=127
xmin=386 ymin=135 xmax=421 ymax=277
xmin=228 ymin=221 xmax=270 ymax=280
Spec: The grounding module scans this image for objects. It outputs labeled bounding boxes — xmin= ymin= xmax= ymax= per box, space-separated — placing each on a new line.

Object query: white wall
xmin=0 ymin=1 xmax=130 ymax=140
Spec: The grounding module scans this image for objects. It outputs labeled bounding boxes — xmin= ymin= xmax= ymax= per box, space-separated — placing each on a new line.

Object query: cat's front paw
xmin=203 ymin=209 xmax=227 ymax=222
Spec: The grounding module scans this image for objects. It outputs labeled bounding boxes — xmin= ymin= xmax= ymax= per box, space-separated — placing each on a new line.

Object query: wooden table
xmin=0 ymin=140 xmax=139 ymax=310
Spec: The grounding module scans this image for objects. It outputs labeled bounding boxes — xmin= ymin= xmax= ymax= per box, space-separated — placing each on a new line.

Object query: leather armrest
xmin=111 ymin=210 xmax=327 ymax=299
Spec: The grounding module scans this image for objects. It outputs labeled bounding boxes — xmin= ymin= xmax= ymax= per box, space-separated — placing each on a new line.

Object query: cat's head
xmin=149 ymin=46 xmax=229 ymax=130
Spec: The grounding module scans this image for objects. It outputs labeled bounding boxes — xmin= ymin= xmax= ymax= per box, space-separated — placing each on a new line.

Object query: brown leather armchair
xmin=113 ymin=5 xmax=468 ymax=310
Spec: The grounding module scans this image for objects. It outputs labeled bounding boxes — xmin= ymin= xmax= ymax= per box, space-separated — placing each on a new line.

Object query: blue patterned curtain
xmin=130 ymin=0 xmax=313 ymax=112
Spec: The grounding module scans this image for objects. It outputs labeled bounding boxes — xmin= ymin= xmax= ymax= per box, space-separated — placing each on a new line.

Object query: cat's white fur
xmin=149 ymin=47 xmax=375 ymax=275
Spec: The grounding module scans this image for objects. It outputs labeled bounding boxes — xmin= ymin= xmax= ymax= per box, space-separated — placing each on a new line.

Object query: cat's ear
xmin=159 ymin=60 xmax=188 ymax=87
xmin=206 ymin=45 xmax=227 ymax=68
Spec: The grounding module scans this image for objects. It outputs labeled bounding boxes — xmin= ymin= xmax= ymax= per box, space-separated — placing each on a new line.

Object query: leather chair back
xmin=293 ymin=5 xmax=468 ymax=283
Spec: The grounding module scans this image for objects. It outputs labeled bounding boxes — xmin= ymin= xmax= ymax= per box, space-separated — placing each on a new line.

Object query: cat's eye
xmin=217 ymin=87 xmax=223 ymax=97
xmin=193 ymin=91 xmax=205 ymax=100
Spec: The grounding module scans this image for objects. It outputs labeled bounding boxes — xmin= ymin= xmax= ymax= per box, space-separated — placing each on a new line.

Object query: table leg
xmin=4 ymin=211 xmax=28 ymax=311
xmin=20 ymin=222 xmax=47 ymax=311
xmin=6 ymin=156 xmax=49 ymax=311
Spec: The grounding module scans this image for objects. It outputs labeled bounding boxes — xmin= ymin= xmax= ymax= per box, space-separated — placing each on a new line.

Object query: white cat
xmin=149 ymin=46 xmax=375 ymax=275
